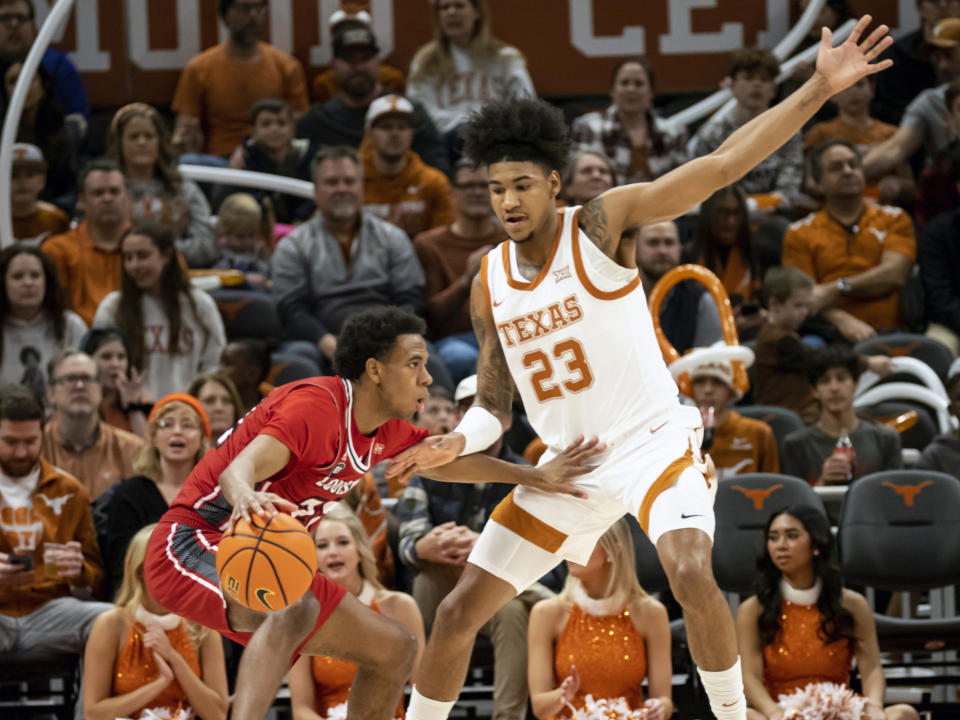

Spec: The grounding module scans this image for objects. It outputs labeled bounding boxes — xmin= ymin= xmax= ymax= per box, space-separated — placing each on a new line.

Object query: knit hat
xmin=690 ymin=359 xmax=742 ymax=400
xmin=149 ymin=393 xmax=212 ymax=439
xmin=364 ymin=94 xmax=414 ymax=129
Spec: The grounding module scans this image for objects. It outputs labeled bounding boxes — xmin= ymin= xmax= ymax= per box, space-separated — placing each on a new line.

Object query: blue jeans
xmin=435 ymin=332 xmax=479 ymax=386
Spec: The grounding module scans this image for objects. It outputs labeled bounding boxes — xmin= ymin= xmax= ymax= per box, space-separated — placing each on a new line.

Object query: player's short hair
xmin=808 ymin=344 xmax=862 ymax=386
xmin=808 ymin=138 xmax=859 ymax=183
xmin=729 ymin=47 xmax=780 ymax=81
xmin=335 ymin=307 xmax=427 ymax=381
xmin=461 ymin=98 xmax=571 ymax=175
xmin=0 ymin=384 xmax=43 ymax=423
xmin=763 ymin=266 xmax=814 ymax=304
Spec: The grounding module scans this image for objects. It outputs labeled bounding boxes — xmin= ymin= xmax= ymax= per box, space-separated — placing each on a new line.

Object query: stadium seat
xmin=855 ymin=333 xmax=954 ymax=382
xmin=268 ymin=352 xmax=321 ymax=386
xmin=712 ymin=473 xmax=826 ymax=595
xmin=734 ymin=405 xmax=805 ymax=459
xmin=839 ymin=470 xmax=960 ymax=655
xmin=210 ymin=288 xmax=282 ymax=341
xmin=0 ymin=651 xmax=78 ymax=720
xmin=856 ymin=400 xmax=940 ymax=451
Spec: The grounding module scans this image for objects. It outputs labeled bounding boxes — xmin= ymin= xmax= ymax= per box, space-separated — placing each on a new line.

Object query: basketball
xmin=216 ymin=513 xmax=317 ymax=612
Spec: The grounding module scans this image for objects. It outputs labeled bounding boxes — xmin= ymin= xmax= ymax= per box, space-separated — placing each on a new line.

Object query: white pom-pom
xmin=564 ymin=694 xmax=647 ymax=719
xmin=321 ymin=702 xmax=402 ymax=720
xmin=778 ymin=681 xmax=867 ymax=720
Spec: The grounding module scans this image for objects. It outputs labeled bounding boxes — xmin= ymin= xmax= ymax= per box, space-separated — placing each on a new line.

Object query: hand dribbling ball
xmin=216 ymin=512 xmax=317 ymax=612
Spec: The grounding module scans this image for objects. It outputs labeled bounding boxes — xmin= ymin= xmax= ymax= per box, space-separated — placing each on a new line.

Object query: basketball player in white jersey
xmin=390 ymin=17 xmax=893 ymax=720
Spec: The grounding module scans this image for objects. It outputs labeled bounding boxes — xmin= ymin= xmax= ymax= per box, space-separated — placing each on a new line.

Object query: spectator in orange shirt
xmin=310 ymin=9 xmax=405 ymax=103
xmin=171 ymin=0 xmax=308 ymax=159
xmin=362 ymin=94 xmax=455 ymax=239
xmin=782 ymin=139 xmax=915 ymax=342
xmin=690 ymin=358 xmax=779 ymax=478
xmin=42 ymin=159 xmax=131 ymax=326
xmin=9 ymin=143 xmax=69 ymax=245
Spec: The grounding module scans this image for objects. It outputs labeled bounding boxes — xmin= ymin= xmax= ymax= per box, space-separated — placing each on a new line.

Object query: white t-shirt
xmin=0 ymin=311 xmax=87 ymax=400
xmin=93 ymin=288 xmax=226 ymax=398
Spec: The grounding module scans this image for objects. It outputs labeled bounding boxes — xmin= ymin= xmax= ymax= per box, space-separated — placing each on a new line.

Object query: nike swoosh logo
xmin=650 ymin=421 xmax=668 ymax=434
xmin=493 ymin=297 xmax=504 ymax=307
xmin=681 ymin=513 xmax=704 ymax=519
xmin=255 ymin=588 xmax=275 ymax=609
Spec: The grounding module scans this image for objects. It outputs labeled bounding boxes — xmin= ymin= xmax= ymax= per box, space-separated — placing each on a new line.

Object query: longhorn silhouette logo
xmin=882 ymin=480 xmax=933 ymax=507
xmin=732 ymin=484 xmax=783 ymax=510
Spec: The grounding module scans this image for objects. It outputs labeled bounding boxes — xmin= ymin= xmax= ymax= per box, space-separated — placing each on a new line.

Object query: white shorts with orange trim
xmin=468 ymin=405 xmax=715 ymax=593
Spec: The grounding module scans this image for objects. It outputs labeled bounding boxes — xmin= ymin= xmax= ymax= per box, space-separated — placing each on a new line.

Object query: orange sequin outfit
xmin=763 ymin=600 xmax=854 ymax=699
xmin=112 ymin=620 xmax=200 ymax=718
xmin=310 ymin=600 xmax=405 ymax=718
xmin=552 ymin=603 xmax=647 ymax=719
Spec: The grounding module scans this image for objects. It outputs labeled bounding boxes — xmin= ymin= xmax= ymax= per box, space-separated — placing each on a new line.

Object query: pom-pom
xmin=321 ymin=702 xmax=402 ymax=720
xmin=132 ymin=707 xmax=193 ymax=720
xmin=778 ymin=681 xmax=866 ymax=720
xmin=565 ymin=694 xmax=647 ymax=719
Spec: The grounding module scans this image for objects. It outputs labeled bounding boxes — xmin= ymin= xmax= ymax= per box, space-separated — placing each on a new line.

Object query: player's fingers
xmin=847 ymin=15 xmax=870 ymax=45
xmin=860 ymin=23 xmax=888 ymax=52
xmin=865 ymin=58 xmax=894 ymax=75
xmin=268 ymin=495 xmax=298 ymax=513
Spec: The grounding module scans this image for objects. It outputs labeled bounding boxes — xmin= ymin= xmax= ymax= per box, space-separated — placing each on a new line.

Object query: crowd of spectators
xmin=1 ymin=0 xmax=959 ymax=718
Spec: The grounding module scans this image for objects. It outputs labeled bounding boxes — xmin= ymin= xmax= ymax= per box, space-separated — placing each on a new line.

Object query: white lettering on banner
xmin=36 ymin=0 xmax=110 ymax=72
xmin=269 ymin=1 xmax=292 ymax=53
xmin=569 ymin=0 xmax=646 ymax=56
xmin=660 ymin=0 xmax=743 ymax=54
xmin=756 ymin=0 xmax=789 ymax=49
xmin=128 ymin=0 xmax=199 ymax=71
xmin=310 ymin=0 xmax=394 ymax=67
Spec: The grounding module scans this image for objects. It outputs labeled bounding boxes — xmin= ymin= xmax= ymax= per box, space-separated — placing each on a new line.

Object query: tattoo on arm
xmin=469 ymin=272 xmax=514 ymax=418
xmin=578 ymin=197 xmax=618 ymax=257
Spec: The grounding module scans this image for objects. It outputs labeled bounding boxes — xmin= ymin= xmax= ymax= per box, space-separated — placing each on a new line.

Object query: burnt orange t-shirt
xmin=13 ymin=202 xmax=70 ymax=244
xmin=782 ymin=202 xmax=916 ymax=330
xmin=709 ymin=410 xmax=780 ymax=478
xmin=173 ymin=42 xmax=309 ymax=157
xmin=312 ymin=64 xmax=405 ymax=103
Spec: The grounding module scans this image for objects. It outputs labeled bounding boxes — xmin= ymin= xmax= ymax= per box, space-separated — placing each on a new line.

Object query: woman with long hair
xmin=187 ymin=371 xmax=243 ymax=441
xmin=0 ymin=244 xmax=85 ymax=401
xmin=287 ymin=504 xmax=425 ymax=719
xmin=737 ymin=504 xmax=918 ymax=720
xmin=108 ymin=103 xmax=216 ymax=267
xmin=81 ymin=326 xmax=153 ymax=436
xmin=560 ymin=151 xmax=618 ymax=207
xmin=570 ymin=57 xmax=688 ymax=187
xmin=98 ymin=393 xmax=212 ymax=598
xmin=527 ymin=518 xmax=673 ymax=719
xmin=93 ymin=220 xmax=226 ymax=399
xmin=407 ymin=0 xmax=534 ymax=135
xmin=83 ymin=523 xmax=228 ymax=720
xmin=0 ymin=58 xmax=77 ymax=205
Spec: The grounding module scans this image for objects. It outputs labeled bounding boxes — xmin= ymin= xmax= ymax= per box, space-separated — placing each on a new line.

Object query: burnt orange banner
xmin=40 ymin=0 xmax=911 ymax=108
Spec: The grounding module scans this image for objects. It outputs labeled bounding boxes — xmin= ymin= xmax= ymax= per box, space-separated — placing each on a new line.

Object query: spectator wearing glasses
xmin=171 ymin=0 xmax=309 ymax=160
xmin=40 ymin=351 xmax=143 ymax=500
xmin=0 ymin=0 xmax=90 ymax=138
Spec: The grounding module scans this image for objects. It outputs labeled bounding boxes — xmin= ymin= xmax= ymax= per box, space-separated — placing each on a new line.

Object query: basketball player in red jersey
xmin=389 ymin=18 xmax=894 ymax=720
xmin=144 ymin=306 xmax=600 ymax=720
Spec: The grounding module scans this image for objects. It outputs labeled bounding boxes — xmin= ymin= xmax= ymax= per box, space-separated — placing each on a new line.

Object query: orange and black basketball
xmin=216 ymin=513 xmax=317 ymax=612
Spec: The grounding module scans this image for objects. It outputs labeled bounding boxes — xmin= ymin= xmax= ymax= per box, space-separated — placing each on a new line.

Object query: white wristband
xmin=453 ymin=406 xmax=503 ymax=456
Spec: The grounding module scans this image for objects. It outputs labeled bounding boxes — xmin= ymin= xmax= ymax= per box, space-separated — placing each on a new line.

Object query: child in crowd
xmin=212 ymin=193 xmax=273 ymax=291
xmin=10 ymin=143 xmax=69 ymax=245
xmin=224 ymin=98 xmax=313 ymax=224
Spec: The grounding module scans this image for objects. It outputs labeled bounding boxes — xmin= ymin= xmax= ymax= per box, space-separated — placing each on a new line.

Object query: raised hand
xmin=815 ymin=15 xmax=893 ymax=94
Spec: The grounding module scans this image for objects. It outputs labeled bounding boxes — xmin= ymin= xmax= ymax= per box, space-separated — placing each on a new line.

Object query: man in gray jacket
xmin=272 ymin=145 xmax=425 ymax=371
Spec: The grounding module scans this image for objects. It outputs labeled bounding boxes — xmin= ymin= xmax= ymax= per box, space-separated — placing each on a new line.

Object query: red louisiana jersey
xmin=166 ymin=376 xmax=427 ymax=533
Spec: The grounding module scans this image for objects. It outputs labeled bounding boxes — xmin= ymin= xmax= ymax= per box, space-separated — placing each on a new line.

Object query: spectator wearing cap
xmin=41 ymin=350 xmax=144 ymax=500
xmin=296 ymin=20 xmax=448 ymax=175
xmin=94 ymin=392 xmax=212 ymax=598
xmin=9 ymin=143 xmax=69 ymax=245
xmin=362 ymin=94 xmax=455 ymax=238
xmin=271 ymin=145 xmax=425 ymax=372
xmin=171 ymin=0 xmax=309 ymax=159
xmin=919 ymin=360 xmax=960 ymax=477
xmin=0 ymin=0 xmax=90 ymax=138
xmin=42 ymin=159 xmax=133 ymax=327
xmin=783 ymin=139 xmax=916 ymax=343
xmin=689 ymin=357 xmax=779 ymax=478
xmin=311 ymin=9 xmax=406 ymax=103
xmin=414 ymin=158 xmax=504 ymax=384
xmin=864 ymin=17 xmax=960 ymax=182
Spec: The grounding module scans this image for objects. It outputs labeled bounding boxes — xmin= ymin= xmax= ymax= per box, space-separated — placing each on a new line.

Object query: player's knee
xmin=265 ymin=591 xmax=321 ymax=641
xmin=434 ymin=590 xmax=486 ymax=636
xmin=664 ymin=553 xmax=716 ymax=607
xmin=366 ymin=620 xmax=417 ymax=675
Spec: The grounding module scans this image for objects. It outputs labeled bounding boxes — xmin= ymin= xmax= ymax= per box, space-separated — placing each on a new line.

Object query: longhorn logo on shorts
xmin=732 ymin=484 xmax=783 ymax=510
xmin=882 ymin=480 xmax=933 ymax=507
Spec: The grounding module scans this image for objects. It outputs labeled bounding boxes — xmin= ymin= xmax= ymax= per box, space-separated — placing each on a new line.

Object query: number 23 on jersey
xmin=522 ymin=338 xmax=595 ymax=403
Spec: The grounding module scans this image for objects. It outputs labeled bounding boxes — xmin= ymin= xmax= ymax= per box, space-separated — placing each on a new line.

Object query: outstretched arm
xmin=578 ymin=17 xmax=893 ymax=256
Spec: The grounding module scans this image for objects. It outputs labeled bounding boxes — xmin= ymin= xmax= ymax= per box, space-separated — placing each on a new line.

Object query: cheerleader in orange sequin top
xmin=737 ymin=505 xmax=919 ymax=720
xmin=82 ymin=524 xmax=229 ymax=720
xmin=288 ymin=505 xmax=425 ymax=719
xmin=528 ymin=518 xmax=673 ymax=720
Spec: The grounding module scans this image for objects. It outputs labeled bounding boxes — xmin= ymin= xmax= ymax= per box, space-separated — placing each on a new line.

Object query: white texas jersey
xmin=481 ymin=207 xmax=681 ymax=452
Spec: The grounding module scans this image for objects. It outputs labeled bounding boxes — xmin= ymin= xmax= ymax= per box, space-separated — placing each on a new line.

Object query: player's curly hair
xmin=335 ymin=307 xmax=427 ymax=381
xmin=461 ymin=98 xmax=571 ymax=175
